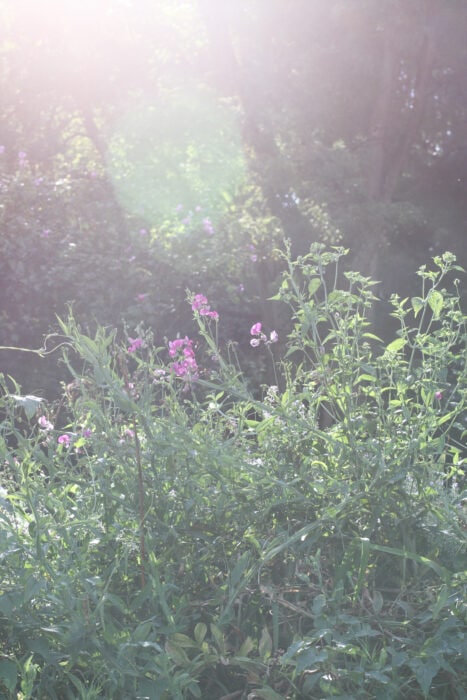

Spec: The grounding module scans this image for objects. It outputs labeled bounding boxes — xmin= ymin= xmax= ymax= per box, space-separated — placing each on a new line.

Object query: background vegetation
xmin=1 ymin=0 xmax=466 ymax=395
xmin=0 ymin=1 xmax=466 ymax=698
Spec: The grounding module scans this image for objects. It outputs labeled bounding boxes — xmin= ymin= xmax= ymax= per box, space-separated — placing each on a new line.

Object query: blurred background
xmin=1 ymin=0 xmax=466 ymax=397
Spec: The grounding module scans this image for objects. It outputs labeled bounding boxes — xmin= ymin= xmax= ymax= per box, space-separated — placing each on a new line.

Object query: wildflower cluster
xmin=191 ymin=294 xmax=219 ymax=320
xmin=168 ymin=336 xmax=199 ymax=380
xmin=250 ymin=322 xmax=278 ymax=347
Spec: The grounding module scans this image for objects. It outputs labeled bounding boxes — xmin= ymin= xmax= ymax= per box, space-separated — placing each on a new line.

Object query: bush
xmin=0 ymin=245 xmax=466 ymax=699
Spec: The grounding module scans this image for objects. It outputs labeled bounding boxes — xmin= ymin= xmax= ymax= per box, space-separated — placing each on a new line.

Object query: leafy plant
xmin=1 ymin=246 xmax=465 ymax=698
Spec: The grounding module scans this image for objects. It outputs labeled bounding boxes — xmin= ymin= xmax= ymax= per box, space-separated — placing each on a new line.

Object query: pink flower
xmin=82 ymin=428 xmax=93 ymax=438
xmin=200 ymin=308 xmax=219 ymax=320
xmin=435 ymin=391 xmax=443 ymax=400
xmin=250 ymin=323 xmax=277 ymax=348
xmin=192 ymin=294 xmax=208 ymax=311
xmin=169 ymin=337 xmax=190 ymax=357
xmin=250 ymin=322 xmax=262 ymax=336
xmin=168 ymin=337 xmax=199 ymax=380
xmin=192 ymin=294 xmax=218 ymax=320
xmin=136 ymin=293 xmax=148 ymax=302
xmin=128 ymin=337 xmax=143 ymax=353
xmin=58 ymin=434 xmax=71 ymax=447
xmin=38 ymin=416 xmax=53 ymax=430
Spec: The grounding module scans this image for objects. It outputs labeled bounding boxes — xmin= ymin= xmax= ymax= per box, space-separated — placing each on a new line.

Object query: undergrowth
xmin=1 ymin=245 xmax=466 ymax=699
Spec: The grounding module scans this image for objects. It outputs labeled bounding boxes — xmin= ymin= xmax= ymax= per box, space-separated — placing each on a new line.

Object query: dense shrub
xmin=0 ymin=246 xmax=465 ymax=699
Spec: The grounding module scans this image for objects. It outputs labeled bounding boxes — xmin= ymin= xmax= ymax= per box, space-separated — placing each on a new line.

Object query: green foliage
xmin=1 ymin=247 xmax=466 ymax=698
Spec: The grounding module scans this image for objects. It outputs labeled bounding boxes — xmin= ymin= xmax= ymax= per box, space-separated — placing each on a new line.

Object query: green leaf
xmin=409 ymin=657 xmax=441 ymax=697
xmin=308 ymin=277 xmax=321 ymax=296
xmin=194 ymin=622 xmax=207 ymax=644
xmin=170 ymin=633 xmax=198 ymax=648
xmin=312 ymin=593 xmax=326 ymax=616
xmin=238 ymin=636 xmax=255 ymax=657
xmin=10 ymin=394 xmax=44 ymax=419
xmin=427 ymin=290 xmax=444 ymax=319
xmin=411 ymin=296 xmax=424 ymax=317
xmin=362 ymin=332 xmax=383 ymax=342
xmin=0 ymin=658 xmax=17 ymax=693
xmin=385 ymin=338 xmax=406 ymax=354
xmin=259 ymin=626 xmax=272 ymax=660
xmin=164 ymin=641 xmax=190 ymax=666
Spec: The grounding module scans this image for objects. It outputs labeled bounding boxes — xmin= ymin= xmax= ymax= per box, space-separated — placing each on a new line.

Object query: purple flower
xmin=139 ymin=228 xmax=148 ymax=236
xmin=250 ymin=322 xmax=262 ymax=336
xmin=435 ymin=391 xmax=443 ymax=401
xmin=270 ymin=330 xmax=279 ymax=343
xmin=58 ymin=434 xmax=71 ymax=447
xmin=82 ymin=428 xmax=93 ymax=438
xmin=128 ymin=337 xmax=143 ymax=353
xmin=202 ymin=217 xmax=214 ymax=235
xmin=250 ymin=338 xmax=261 ymax=347
xmin=136 ymin=293 xmax=148 ymax=302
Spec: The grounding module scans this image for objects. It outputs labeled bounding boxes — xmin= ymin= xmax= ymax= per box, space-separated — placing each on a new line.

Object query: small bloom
xmin=128 ymin=337 xmax=143 ymax=353
xmin=169 ymin=337 xmax=190 ymax=357
xmin=58 ymin=434 xmax=71 ymax=447
xmin=270 ymin=330 xmax=279 ymax=343
xmin=38 ymin=416 xmax=53 ymax=430
xmin=139 ymin=228 xmax=147 ymax=235
xmin=250 ymin=322 xmax=262 ymax=336
xmin=202 ymin=217 xmax=214 ymax=235
xmin=192 ymin=294 xmax=208 ymax=311
xmin=136 ymin=293 xmax=148 ymax=302
xmin=192 ymin=294 xmax=218 ymax=320
xmin=82 ymin=428 xmax=93 ymax=438
xmin=250 ymin=338 xmax=261 ymax=347
xmin=168 ymin=336 xmax=199 ymax=380
xmin=435 ymin=391 xmax=443 ymax=400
